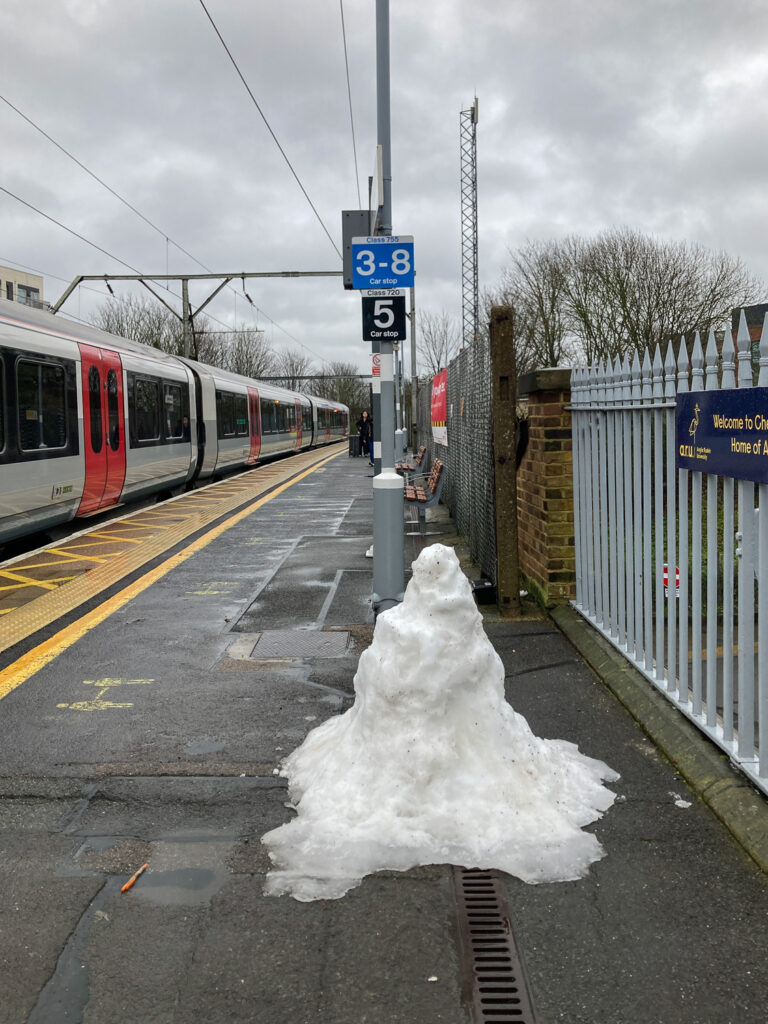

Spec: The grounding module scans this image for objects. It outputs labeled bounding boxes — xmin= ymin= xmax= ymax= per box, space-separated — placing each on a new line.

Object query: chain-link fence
xmin=415 ymin=333 xmax=497 ymax=582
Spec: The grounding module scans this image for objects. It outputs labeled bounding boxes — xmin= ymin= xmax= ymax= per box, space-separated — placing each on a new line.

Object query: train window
xmin=216 ymin=390 xmax=235 ymax=437
xmin=107 ymin=370 xmax=120 ymax=451
xmin=302 ymin=404 xmax=312 ymax=432
xmin=135 ymin=377 xmax=160 ymax=442
xmin=164 ymin=383 xmax=183 ymax=439
xmin=88 ymin=365 xmax=103 ymax=454
xmin=17 ymin=360 xmax=67 ymax=451
xmin=0 ymin=356 xmax=4 ymax=452
xmin=260 ymin=397 xmax=275 ymax=434
xmin=234 ymin=394 xmax=248 ymax=437
xmin=277 ymin=403 xmax=289 ymax=432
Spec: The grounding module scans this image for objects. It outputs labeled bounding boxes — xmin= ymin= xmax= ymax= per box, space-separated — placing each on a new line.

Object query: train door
xmin=294 ymin=398 xmax=302 ymax=451
xmin=77 ymin=344 xmax=126 ymax=515
xmin=247 ymin=386 xmax=261 ymax=465
xmin=101 ymin=349 xmax=126 ymax=505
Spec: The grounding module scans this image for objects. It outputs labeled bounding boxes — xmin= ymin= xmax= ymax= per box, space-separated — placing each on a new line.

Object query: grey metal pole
xmin=393 ymin=342 xmax=405 ymax=456
xmin=393 ymin=344 xmax=401 ymax=430
xmin=376 ymin=0 xmax=392 ymax=236
xmin=181 ymin=278 xmax=192 ymax=359
xmin=372 ymin=0 xmax=403 ymax=612
xmin=409 ymin=285 xmax=417 ymax=449
xmin=372 ymin=339 xmax=381 ymax=473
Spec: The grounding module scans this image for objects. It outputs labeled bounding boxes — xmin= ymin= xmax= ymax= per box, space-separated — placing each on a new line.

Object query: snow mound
xmin=262 ymin=543 xmax=619 ymax=901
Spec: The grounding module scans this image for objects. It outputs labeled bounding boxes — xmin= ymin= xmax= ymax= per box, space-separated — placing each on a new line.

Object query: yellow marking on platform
xmin=53 ymin=539 xmax=129 ymax=551
xmin=45 ymin=548 xmax=113 ymax=564
xmin=0 ymin=569 xmax=60 ymax=591
xmin=87 ymin=535 xmax=143 ymax=544
xmin=188 ymin=581 xmax=235 ymax=596
xmin=2 ymin=553 xmax=107 ymax=569
xmin=0 ymin=448 xmax=343 ymax=700
xmin=0 ymin=576 xmax=75 ymax=592
xmin=101 ymin=522 xmax=162 ymax=532
xmin=56 ymin=676 xmax=154 ymax=711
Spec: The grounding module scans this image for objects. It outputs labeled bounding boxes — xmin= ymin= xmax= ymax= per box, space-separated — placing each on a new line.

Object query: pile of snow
xmin=262 ymin=544 xmax=618 ymax=901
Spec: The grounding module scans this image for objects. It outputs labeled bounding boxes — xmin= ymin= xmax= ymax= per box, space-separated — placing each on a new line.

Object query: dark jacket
xmin=357 ymin=414 xmax=373 ymax=443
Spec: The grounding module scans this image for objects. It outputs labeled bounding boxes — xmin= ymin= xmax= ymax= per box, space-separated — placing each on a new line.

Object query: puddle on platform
xmin=185 ymin=738 xmax=226 ymax=755
xmin=132 ymin=834 xmax=232 ymax=906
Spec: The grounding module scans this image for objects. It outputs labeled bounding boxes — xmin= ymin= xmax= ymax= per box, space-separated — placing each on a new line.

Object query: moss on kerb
xmin=550 ymin=603 xmax=768 ymax=878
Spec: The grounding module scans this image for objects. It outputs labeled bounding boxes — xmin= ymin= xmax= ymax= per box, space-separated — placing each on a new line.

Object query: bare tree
xmin=494 ymin=239 xmax=572 ymax=374
xmin=93 ymin=293 xmax=180 ymax=350
xmin=93 ymin=292 xmax=225 ymax=364
xmin=310 ymin=360 xmax=370 ymax=419
xmin=93 ymin=294 xmax=282 ymax=370
xmin=417 ymin=310 xmax=462 ymax=376
xmin=496 ymin=229 xmax=763 ymax=367
xmin=220 ymin=325 xmax=276 ymax=378
xmin=271 ymin=347 xmax=315 ymax=391
xmin=563 ymin=228 xmax=762 ymax=364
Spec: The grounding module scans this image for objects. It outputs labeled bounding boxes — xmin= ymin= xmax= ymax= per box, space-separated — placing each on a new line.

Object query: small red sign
xmin=663 ymin=564 xmax=680 ymax=598
xmin=372 ymin=353 xmax=381 ymax=377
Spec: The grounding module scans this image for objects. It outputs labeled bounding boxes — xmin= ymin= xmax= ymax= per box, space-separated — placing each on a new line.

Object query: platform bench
xmin=404 ymin=458 xmax=445 ymax=532
xmin=395 ymin=445 xmax=427 ymax=479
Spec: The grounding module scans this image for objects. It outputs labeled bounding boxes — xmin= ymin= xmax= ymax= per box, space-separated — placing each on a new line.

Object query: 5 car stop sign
xmin=361 ymin=289 xmax=407 ymax=342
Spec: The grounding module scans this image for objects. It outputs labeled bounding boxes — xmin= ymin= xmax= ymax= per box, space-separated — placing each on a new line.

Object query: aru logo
xmin=680 ymin=402 xmax=700 ymax=457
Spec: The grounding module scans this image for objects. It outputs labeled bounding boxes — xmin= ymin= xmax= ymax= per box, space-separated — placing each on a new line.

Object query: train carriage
xmin=0 ymin=299 xmax=349 ymax=545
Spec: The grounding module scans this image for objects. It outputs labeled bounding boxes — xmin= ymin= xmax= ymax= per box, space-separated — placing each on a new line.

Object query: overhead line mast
xmin=460 ymin=98 xmax=479 ymax=347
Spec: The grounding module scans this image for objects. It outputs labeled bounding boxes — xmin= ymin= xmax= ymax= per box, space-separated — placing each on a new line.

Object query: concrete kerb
xmin=550 ymin=602 xmax=768 ymax=877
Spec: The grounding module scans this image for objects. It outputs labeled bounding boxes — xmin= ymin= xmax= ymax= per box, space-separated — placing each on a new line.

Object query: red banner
xmin=431 ymin=369 xmax=448 ymax=446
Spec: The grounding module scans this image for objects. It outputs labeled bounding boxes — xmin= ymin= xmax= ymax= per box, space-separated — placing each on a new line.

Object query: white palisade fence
xmin=571 ymin=310 xmax=768 ymax=795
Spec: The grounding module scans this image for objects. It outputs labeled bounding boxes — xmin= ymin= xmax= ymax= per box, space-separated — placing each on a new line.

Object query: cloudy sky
xmin=1 ymin=0 xmax=767 ymax=376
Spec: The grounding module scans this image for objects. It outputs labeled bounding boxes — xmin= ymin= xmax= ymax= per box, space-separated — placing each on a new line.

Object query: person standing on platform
xmin=357 ymin=410 xmax=373 ymax=467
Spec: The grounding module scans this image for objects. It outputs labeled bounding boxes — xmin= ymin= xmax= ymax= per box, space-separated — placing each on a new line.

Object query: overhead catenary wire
xmin=0 ymin=94 xmax=207 ymax=274
xmin=0 ymin=190 xmax=324 ymax=354
xmin=196 ymin=0 xmax=343 ymax=262
xmin=0 ymin=186 xmax=140 ymax=274
xmin=0 ymin=91 xmax=332 ymax=362
xmin=0 ymin=257 xmax=107 ymax=298
xmin=0 ymin=93 xmax=263 ymax=324
xmin=339 ymin=0 xmax=362 ymax=208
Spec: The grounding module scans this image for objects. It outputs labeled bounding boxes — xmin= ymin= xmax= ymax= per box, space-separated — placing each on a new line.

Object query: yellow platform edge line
xmin=0 ymin=449 xmax=342 ymax=701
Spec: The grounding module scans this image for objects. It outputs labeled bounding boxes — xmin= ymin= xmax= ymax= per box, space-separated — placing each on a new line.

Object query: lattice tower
xmin=460 ymin=99 xmax=479 ymax=347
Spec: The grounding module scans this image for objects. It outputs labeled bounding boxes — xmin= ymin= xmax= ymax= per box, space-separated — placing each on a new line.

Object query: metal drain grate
xmin=453 ymin=867 xmax=536 ymax=1023
xmin=250 ymin=630 xmax=350 ymax=659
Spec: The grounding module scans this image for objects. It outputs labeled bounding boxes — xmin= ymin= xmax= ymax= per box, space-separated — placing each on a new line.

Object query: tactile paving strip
xmin=0 ymin=448 xmax=342 ymax=655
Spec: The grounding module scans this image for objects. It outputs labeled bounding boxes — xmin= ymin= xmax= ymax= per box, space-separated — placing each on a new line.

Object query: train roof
xmin=0 ymin=297 xmax=185 ymax=368
xmin=0 ymin=299 xmax=348 ymax=412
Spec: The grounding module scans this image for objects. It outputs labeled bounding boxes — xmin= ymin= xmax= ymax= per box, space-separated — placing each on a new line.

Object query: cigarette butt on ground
xmin=121 ymin=863 xmax=149 ymax=893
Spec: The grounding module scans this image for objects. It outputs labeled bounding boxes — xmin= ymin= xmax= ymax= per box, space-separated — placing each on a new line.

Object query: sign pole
xmin=371 ymin=339 xmax=381 ymax=473
xmin=371 ymin=0 xmax=403 ymax=612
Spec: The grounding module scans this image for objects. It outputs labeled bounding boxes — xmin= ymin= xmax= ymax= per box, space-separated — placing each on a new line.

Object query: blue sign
xmin=351 ymin=236 xmax=414 ymax=289
xmin=676 ymin=388 xmax=768 ymax=483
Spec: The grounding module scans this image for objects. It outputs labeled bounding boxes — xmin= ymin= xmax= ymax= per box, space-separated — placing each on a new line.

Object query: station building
xmin=0 ymin=264 xmax=45 ymax=308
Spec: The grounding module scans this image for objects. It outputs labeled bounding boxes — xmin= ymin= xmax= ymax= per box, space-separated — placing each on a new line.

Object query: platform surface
xmin=2 ymin=447 xmax=768 ymax=1024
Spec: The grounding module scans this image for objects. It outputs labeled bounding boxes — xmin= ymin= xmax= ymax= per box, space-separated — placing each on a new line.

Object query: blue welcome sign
xmin=676 ymin=388 xmax=768 ymax=483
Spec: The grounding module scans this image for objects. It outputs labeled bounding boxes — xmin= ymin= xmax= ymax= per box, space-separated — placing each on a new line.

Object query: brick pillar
xmin=516 ymin=368 xmax=574 ymax=606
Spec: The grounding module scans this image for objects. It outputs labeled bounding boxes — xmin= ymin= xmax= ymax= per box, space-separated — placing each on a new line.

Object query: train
xmin=0 ymin=298 xmax=349 ymax=545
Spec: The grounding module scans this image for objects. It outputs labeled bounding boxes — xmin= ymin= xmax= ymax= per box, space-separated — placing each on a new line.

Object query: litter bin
xmin=348 ymin=434 xmax=361 ymax=457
